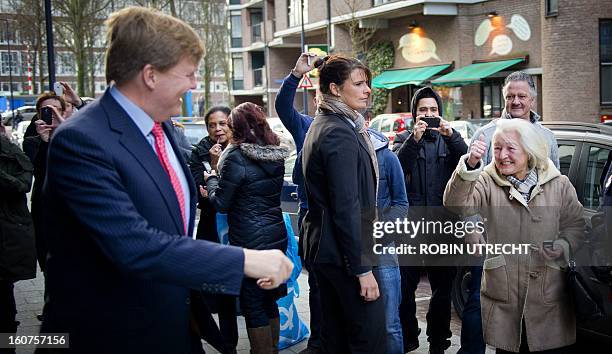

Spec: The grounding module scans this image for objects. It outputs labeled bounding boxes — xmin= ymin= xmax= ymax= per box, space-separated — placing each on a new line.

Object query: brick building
xmin=229 ymin=0 xmax=612 ymax=123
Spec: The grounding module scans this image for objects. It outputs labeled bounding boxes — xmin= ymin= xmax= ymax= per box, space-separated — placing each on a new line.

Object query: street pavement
xmin=13 ymin=266 xmax=495 ymax=354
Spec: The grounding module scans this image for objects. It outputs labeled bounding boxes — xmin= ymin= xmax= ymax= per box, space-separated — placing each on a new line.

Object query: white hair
xmin=493 ymin=119 xmax=549 ymax=172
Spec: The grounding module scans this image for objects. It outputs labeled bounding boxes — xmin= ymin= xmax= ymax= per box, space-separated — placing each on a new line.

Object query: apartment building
xmin=229 ymin=0 xmax=612 ymax=123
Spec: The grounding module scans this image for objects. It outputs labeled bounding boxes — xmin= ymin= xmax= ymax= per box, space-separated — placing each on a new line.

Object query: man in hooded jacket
xmin=395 ymin=87 xmax=467 ymax=353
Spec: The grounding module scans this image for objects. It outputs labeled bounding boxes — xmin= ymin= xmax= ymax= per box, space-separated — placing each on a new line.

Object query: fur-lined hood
xmin=239 ymin=143 xmax=290 ymax=162
xmin=218 ymin=142 xmax=290 ymax=178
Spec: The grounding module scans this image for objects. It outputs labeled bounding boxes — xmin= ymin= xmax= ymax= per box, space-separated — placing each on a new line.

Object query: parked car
xmin=369 ymin=112 xmax=413 ymax=144
xmin=449 ymin=120 xmax=477 ymax=141
xmin=171 ymin=117 xmax=208 ymax=146
xmin=451 ymin=121 xmax=612 ymax=343
xmin=267 ymin=117 xmax=296 ymax=152
xmin=2 ymin=105 xmax=37 ymax=126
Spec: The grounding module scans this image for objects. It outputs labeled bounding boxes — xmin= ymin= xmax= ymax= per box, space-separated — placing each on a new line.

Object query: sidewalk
xmin=14 ymin=267 xmax=494 ymax=354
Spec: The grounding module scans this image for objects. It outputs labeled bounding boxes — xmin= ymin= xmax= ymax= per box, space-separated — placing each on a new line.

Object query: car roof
xmin=542 ymin=121 xmax=612 ymax=145
xmin=541 ymin=121 xmax=612 ymax=135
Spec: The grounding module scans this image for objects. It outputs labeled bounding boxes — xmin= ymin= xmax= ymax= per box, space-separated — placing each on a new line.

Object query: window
xmin=0 ymin=23 xmax=17 ymax=44
xmin=373 ymin=0 xmax=395 ymax=6
xmin=250 ymin=10 xmax=263 ymax=43
xmin=557 ymin=144 xmax=577 ymax=177
xmin=481 ymin=80 xmax=503 ymax=118
xmin=232 ymin=54 xmax=244 ymax=90
xmin=583 ymin=145 xmax=610 ymax=209
xmin=288 ymin=0 xmax=307 ymax=28
xmin=56 ymin=52 xmax=76 ymax=76
xmin=230 ymin=11 xmax=242 ymax=48
xmin=0 ymin=82 xmax=21 ymax=92
xmin=370 ymin=118 xmax=381 ymax=131
xmin=545 ymin=0 xmax=558 ymax=17
xmin=0 ymin=51 xmax=19 ymax=76
xmin=600 ymin=20 xmax=612 ymax=105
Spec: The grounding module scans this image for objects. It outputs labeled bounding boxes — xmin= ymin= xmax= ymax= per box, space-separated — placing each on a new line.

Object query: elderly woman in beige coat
xmin=443 ymin=119 xmax=584 ymax=353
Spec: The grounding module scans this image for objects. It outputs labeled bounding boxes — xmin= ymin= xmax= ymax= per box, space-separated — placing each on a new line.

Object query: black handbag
xmin=561 ymin=237 xmax=606 ymax=322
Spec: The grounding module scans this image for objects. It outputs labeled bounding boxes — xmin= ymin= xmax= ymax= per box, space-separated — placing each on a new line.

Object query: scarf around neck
xmin=506 ymin=169 xmax=538 ymax=204
xmin=317 ymin=93 xmax=379 ymax=206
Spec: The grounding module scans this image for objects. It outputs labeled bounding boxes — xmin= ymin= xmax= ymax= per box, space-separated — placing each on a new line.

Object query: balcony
xmin=252 ymin=22 xmax=263 ymax=43
xmin=253 ymin=67 xmax=264 ymax=87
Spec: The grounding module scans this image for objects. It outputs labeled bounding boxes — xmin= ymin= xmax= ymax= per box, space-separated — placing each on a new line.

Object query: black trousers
xmin=298 ymin=207 xmax=321 ymax=350
xmin=191 ymin=290 xmax=238 ymax=354
xmin=240 ymin=278 xmax=282 ymax=328
xmin=400 ymin=265 xmax=456 ymax=351
xmin=314 ymin=264 xmax=387 ymax=354
xmin=0 ymin=280 xmax=17 ymax=354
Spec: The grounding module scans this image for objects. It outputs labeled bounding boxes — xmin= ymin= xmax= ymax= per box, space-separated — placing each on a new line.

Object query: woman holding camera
xmin=204 ymin=102 xmax=289 ymax=353
xmin=301 ymin=55 xmax=387 ymax=353
xmin=443 ymin=119 xmax=584 ymax=353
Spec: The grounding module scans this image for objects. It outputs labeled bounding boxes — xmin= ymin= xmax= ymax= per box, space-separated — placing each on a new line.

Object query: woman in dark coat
xmin=205 ymin=102 xmax=289 ymax=353
xmin=188 ymin=106 xmax=238 ymax=354
xmin=0 ymin=133 xmax=36 ymax=345
xmin=301 ymin=55 xmax=387 ymax=353
xmin=189 ymin=106 xmax=232 ymax=243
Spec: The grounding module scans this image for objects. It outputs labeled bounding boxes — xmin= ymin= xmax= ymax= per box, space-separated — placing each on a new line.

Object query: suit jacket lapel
xmin=101 ymin=91 xmax=185 ymax=235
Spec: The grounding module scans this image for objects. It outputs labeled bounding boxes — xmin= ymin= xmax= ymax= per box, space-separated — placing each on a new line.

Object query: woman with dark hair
xmin=204 ymin=102 xmax=289 ymax=353
xmin=188 ymin=106 xmax=238 ymax=354
xmin=301 ymin=55 xmax=387 ymax=353
xmin=189 ymin=106 xmax=233 ymax=242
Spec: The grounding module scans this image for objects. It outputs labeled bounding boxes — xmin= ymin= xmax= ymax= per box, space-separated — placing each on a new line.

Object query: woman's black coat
xmin=301 ymin=112 xmax=378 ymax=276
xmin=0 ymin=135 xmax=36 ymax=281
xmin=206 ymin=143 xmax=289 ymax=251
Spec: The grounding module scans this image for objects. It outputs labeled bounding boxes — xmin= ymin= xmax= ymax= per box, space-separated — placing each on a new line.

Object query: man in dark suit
xmin=38 ymin=7 xmax=292 ymax=354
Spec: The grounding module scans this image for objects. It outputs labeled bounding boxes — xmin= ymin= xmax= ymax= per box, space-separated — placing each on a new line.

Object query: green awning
xmin=431 ymin=58 xmax=525 ymax=87
xmin=372 ymin=64 xmax=451 ymax=89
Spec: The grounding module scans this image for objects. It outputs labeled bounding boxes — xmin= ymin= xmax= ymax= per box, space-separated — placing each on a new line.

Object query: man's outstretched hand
xmin=243 ymin=249 xmax=294 ymax=289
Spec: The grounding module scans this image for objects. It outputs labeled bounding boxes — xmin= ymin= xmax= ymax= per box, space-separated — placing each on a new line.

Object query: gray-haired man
xmin=458 ymin=71 xmax=560 ymax=354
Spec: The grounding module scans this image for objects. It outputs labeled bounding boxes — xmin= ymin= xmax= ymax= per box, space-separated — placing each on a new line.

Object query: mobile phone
xmin=41 ymin=106 xmax=53 ymax=125
xmin=53 ymin=82 xmax=64 ymax=97
xmin=542 ymin=240 xmax=555 ymax=250
xmin=421 ymin=116 xmax=440 ymax=129
xmin=202 ymin=161 xmax=212 ymax=173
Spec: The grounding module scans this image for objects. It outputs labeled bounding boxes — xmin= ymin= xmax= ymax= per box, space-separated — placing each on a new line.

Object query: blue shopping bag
xmin=216 ymin=212 xmax=310 ymax=349
xmin=278 ymin=212 xmax=309 ymax=349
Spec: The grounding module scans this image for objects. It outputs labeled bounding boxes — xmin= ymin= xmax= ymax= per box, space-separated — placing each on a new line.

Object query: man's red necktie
xmin=151 ymin=122 xmax=186 ymax=234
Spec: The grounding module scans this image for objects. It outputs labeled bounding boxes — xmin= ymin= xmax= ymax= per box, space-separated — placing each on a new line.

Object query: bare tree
xmin=335 ymin=0 xmax=378 ymax=57
xmin=53 ymin=0 xmax=111 ymax=97
xmin=197 ymin=0 xmax=229 ymax=111
xmin=11 ymin=0 xmax=47 ymax=93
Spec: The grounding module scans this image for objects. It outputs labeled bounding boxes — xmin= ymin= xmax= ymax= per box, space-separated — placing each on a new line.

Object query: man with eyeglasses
xmin=457 ymin=71 xmax=559 ymax=354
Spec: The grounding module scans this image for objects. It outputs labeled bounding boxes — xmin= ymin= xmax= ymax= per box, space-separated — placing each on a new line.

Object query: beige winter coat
xmin=443 ymin=154 xmax=585 ymax=352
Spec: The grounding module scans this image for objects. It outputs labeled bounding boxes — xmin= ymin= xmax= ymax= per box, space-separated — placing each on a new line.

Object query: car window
xmin=370 ymin=119 xmax=381 ymax=131
xmin=380 ymin=118 xmax=392 ymax=133
xmin=557 ymin=144 xmax=576 ymax=177
xmin=582 ymin=145 xmax=610 ymax=210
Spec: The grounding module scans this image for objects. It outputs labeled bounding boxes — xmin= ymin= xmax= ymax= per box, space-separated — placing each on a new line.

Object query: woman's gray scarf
xmin=506 ymin=169 xmax=538 ymax=204
xmin=317 ymin=93 xmax=379 ymax=202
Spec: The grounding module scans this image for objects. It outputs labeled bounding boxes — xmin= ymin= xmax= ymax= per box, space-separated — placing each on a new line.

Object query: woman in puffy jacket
xmin=205 ymin=102 xmax=289 ymax=354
